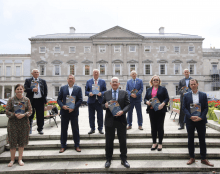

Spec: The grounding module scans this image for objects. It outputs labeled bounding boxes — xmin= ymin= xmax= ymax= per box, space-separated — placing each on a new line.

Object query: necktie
xmin=133 ymin=79 xmax=135 ymax=88
xmin=113 ymin=90 xmax=116 ymax=100
xmin=35 ymin=78 xmax=38 ymax=95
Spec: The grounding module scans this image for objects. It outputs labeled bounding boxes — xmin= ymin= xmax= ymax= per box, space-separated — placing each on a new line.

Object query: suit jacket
xmin=24 ymin=77 xmax=48 ymax=104
xmin=144 ymin=86 xmax=169 ymax=113
xmin=182 ymin=91 xmax=208 ymax=124
xmin=126 ymin=78 xmax=143 ymax=103
xmin=178 ymin=77 xmax=193 ymax=100
xmin=85 ymin=78 xmax=107 ymax=104
xmin=102 ymin=89 xmax=130 ymax=127
xmin=57 ymin=85 xmax=82 ymax=116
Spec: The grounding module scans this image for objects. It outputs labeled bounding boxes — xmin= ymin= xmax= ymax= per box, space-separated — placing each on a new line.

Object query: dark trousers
xmin=149 ymin=109 xmax=166 ymax=144
xmin=186 ymin=120 xmax=206 ymax=159
xmin=127 ymin=101 xmax=143 ymax=126
xmin=61 ymin=114 xmax=80 ymax=148
xmin=88 ymin=100 xmax=103 ymax=131
xmin=179 ymin=101 xmax=185 ymax=127
xmin=105 ymin=119 xmax=127 ymax=161
xmin=29 ymin=98 xmax=44 ymax=132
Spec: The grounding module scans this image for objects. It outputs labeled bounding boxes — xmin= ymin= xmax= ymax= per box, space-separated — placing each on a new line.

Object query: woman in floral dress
xmin=6 ymin=84 xmax=32 ymax=167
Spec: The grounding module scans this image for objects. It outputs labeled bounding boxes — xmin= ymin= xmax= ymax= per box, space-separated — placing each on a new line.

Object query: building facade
xmin=0 ymin=54 xmax=31 ymax=99
xmin=28 ymin=26 xmax=206 ymax=100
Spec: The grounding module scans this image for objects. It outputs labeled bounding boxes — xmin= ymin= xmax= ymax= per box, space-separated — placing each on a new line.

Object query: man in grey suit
xmin=102 ymin=77 xmax=131 ymax=168
xmin=178 ymin=69 xmax=192 ymax=130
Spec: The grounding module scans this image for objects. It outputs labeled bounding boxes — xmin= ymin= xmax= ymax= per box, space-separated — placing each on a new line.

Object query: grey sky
xmin=0 ymin=0 xmax=220 ymax=54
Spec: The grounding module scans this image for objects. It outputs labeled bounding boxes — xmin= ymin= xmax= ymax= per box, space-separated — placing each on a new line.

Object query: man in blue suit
xmin=57 ymin=75 xmax=82 ymax=153
xmin=126 ymin=70 xmax=143 ymax=130
xmin=85 ymin=69 xmax=107 ymax=134
xmin=182 ymin=79 xmax=214 ymax=167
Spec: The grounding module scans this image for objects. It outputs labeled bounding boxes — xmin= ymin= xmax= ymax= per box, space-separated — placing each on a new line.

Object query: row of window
xmin=38 ymin=63 xmax=196 ymax=76
xmin=0 ymin=66 xmax=21 ymax=76
xmin=39 ymin=46 xmax=195 ymax=54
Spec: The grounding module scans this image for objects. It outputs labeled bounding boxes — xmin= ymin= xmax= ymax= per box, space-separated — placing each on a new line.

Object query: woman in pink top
xmin=144 ymin=75 xmax=169 ymax=151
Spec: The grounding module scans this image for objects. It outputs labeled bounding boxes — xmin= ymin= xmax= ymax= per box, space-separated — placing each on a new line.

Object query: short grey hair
xmin=111 ymin=77 xmax=119 ymax=83
xmin=130 ymin=70 xmax=137 ymax=75
xmin=32 ymin=69 xmax=39 ymax=73
xmin=93 ymin=69 xmax=100 ymax=73
xmin=183 ymin=69 xmax=190 ymax=73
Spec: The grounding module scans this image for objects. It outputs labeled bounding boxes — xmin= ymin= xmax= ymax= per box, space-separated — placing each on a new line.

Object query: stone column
xmin=138 ymin=44 xmax=142 ymax=75
xmin=93 ymin=44 xmax=97 ymax=69
xmin=22 ymin=60 xmax=24 ymax=76
xmin=12 ymin=60 xmax=15 ymax=77
xmin=108 ymin=44 xmax=112 ymax=76
xmin=2 ymin=86 xmax=4 ymax=99
xmin=11 ymin=85 xmax=14 ymax=97
xmin=123 ymin=44 xmax=127 ymax=76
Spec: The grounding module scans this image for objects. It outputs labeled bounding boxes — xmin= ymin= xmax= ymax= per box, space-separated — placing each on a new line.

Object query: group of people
xmin=5 ymin=68 xmax=214 ymax=168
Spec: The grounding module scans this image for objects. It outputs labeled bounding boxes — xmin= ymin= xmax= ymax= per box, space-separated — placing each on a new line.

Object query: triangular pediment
xmin=127 ymin=59 xmax=138 ymax=63
xmin=51 ymin=60 xmax=62 ymax=64
xmin=157 ymin=59 xmax=168 ymax=63
xmin=172 ymin=59 xmax=183 ymax=63
xmin=67 ymin=60 xmax=78 ymax=64
xmin=36 ymin=60 xmax=47 ymax=65
xmin=187 ymin=59 xmax=197 ymax=63
xmin=91 ymin=26 xmax=144 ymax=39
xmin=112 ymin=59 xmax=123 ymax=63
xmin=96 ymin=59 xmax=108 ymax=64
xmin=82 ymin=60 xmax=93 ymax=64
xmin=142 ymin=59 xmax=153 ymax=63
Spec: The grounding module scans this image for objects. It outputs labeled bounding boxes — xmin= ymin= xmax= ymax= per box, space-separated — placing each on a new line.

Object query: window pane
xmin=130 ymin=46 xmax=135 ymax=52
xmin=144 ymin=46 xmax=150 ymax=52
xmin=189 ymin=47 xmax=194 ymax=52
xmin=190 ymin=65 xmax=194 ymax=74
xmin=70 ymin=65 xmax=75 ymax=75
xmin=175 ymin=64 xmax=180 ymax=74
xmin=55 ymin=86 xmax=59 ymax=96
xmin=174 ymin=47 xmax=179 ymax=52
xmin=40 ymin=47 xmax=45 ymax=53
xmin=55 ymin=47 xmax=60 ymax=53
xmin=55 ymin=65 xmax=59 ymax=75
xmin=85 ymin=47 xmax=90 ymax=53
xmin=16 ymin=66 xmax=20 ymax=76
xmin=40 ymin=65 xmax=45 ymax=75
xmin=114 ymin=46 xmax=121 ymax=52
xmin=85 ymin=65 xmax=90 ymax=75
xmin=160 ymin=46 xmax=165 ymax=52
xmin=69 ymin=47 xmax=75 ymax=53
xmin=160 ymin=65 xmax=165 ymax=74
xmin=6 ymin=66 xmax=11 ymax=76
xmin=145 ymin=65 xmax=150 ymax=74
xmin=100 ymin=46 xmax=106 ymax=53
xmin=100 ymin=65 xmax=105 ymax=75
xmin=130 ymin=64 xmax=135 ymax=72
xmin=115 ymin=64 xmax=120 ymax=75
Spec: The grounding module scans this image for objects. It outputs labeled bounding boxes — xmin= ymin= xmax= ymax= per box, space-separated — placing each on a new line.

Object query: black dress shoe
xmin=38 ymin=131 xmax=44 ymax=135
xmin=121 ymin=160 xmax=130 ymax=168
xmin=105 ymin=160 xmax=111 ymax=168
xmin=151 ymin=144 xmax=158 ymax=150
xmin=99 ymin=130 xmax=104 ymax=134
xmin=178 ymin=127 xmax=184 ymax=130
xmin=88 ymin=129 xmax=95 ymax=134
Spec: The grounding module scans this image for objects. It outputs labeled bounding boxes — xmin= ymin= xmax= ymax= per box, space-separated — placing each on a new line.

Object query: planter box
xmin=0 ymin=114 xmax=8 ymax=128
xmin=214 ymin=110 xmax=220 ymax=121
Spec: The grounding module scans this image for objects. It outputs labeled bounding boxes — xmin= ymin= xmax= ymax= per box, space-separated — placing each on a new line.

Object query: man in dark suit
xmin=57 ymin=74 xmax=82 ymax=153
xmin=85 ymin=69 xmax=107 ymax=134
xmin=102 ymin=77 xmax=131 ymax=168
xmin=178 ymin=69 xmax=192 ymax=130
xmin=182 ymin=79 xmax=214 ymax=167
xmin=126 ymin=70 xmax=143 ymax=130
xmin=24 ymin=69 xmax=48 ymax=134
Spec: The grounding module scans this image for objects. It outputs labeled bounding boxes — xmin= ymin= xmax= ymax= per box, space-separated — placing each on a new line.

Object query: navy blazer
xmin=85 ymin=78 xmax=107 ymax=104
xmin=126 ymin=78 xmax=143 ymax=103
xmin=182 ymin=91 xmax=208 ymax=124
xmin=144 ymin=86 xmax=169 ymax=113
xmin=57 ymin=85 xmax=82 ymax=116
xmin=24 ymin=77 xmax=48 ymax=104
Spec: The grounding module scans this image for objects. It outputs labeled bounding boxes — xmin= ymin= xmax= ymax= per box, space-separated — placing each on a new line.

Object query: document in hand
xmin=14 ymin=102 xmax=25 ymax=114
xmin=182 ymin=86 xmax=190 ymax=94
xmin=190 ymin=103 xmax=201 ymax=116
xmin=131 ymin=89 xmax=138 ymax=94
xmin=31 ymin=81 xmax=38 ymax=90
xmin=149 ymin=97 xmax=161 ymax=111
xmin=92 ymin=84 xmax=100 ymax=95
xmin=66 ymin=95 xmax=76 ymax=109
xmin=108 ymin=100 xmax=122 ymax=116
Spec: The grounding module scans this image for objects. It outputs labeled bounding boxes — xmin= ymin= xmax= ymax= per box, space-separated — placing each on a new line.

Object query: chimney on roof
xmin=70 ymin=27 xmax=75 ymax=33
xmin=159 ymin=27 xmax=164 ymax=34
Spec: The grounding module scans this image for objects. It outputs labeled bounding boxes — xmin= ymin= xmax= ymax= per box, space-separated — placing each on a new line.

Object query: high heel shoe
xmin=157 ymin=144 xmax=162 ymax=151
xmin=151 ymin=144 xmax=158 ymax=150
xmin=7 ymin=161 xmax=15 ymax=167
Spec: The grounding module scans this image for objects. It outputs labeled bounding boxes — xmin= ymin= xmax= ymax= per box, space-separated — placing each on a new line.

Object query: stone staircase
xmin=0 ymin=106 xmax=220 ymax=173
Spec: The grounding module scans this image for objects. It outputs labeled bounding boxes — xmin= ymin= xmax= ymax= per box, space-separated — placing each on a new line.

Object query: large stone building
xmin=1 ymin=26 xmax=219 ymax=100
xmin=29 ymin=26 xmax=205 ymax=100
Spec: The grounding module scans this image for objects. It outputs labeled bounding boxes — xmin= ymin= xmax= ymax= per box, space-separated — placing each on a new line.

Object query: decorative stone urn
xmin=0 ymin=114 xmax=8 ymax=127
xmin=214 ymin=110 xmax=220 ymax=121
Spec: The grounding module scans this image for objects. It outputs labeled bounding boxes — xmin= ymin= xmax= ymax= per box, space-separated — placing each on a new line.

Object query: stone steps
xmin=5 ymin=137 xmax=220 ymax=150
xmin=0 ymin=148 xmax=220 ymax=163
xmin=0 ymin=159 xmax=219 ymax=173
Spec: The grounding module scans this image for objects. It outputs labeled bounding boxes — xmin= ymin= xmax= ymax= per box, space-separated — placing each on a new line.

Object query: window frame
xmin=189 ymin=64 xmax=196 ymax=75
xmin=54 ymin=47 xmax=61 ymax=53
xmin=113 ymin=64 xmax=122 ymax=75
xmin=159 ymin=46 xmax=166 ymax=52
xmin=159 ymin=64 xmax=167 ymax=75
xmin=174 ymin=64 xmax=182 ymax=75
xmin=15 ymin=66 xmax=21 ymax=76
xmin=129 ymin=46 xmax=136 ymax=52
xmin=69 ymin=46 xmax=76 ymax=53
xmin=99 ymin=64 xmax=106 ymax=75
xmin=84 ymin=46 xmax=91 ymax=53
xmin=188 ymin=46 xmax=195 ymax=53
xmin=99 ymin=46 xmax=106 ymax=53
xmin=39 ymin=47 xmax=46 ymax=53
xmin=144 ymin=64 xmax=152 ymax=75
xmin=114 ymin=46 xmax=121 ymax=52
xmin=69 ymin=64 xmax=76 ymax=75
xmin=6 ymin=66 xmax=11 ymax=77
xmin=84 ymin=64 xmax=90 ymax=75
xmin=174 ymin=46 xmax=180 ymax=53
xmin=54 ymin=64 xmax=61 ymax=76
xmin=144 ymin=46 xmax=151 ymax=52
xmin=39 ymin=64 xmax=46 ymax=76
xmin=55 ymin=86 xmax=60 ymax=97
